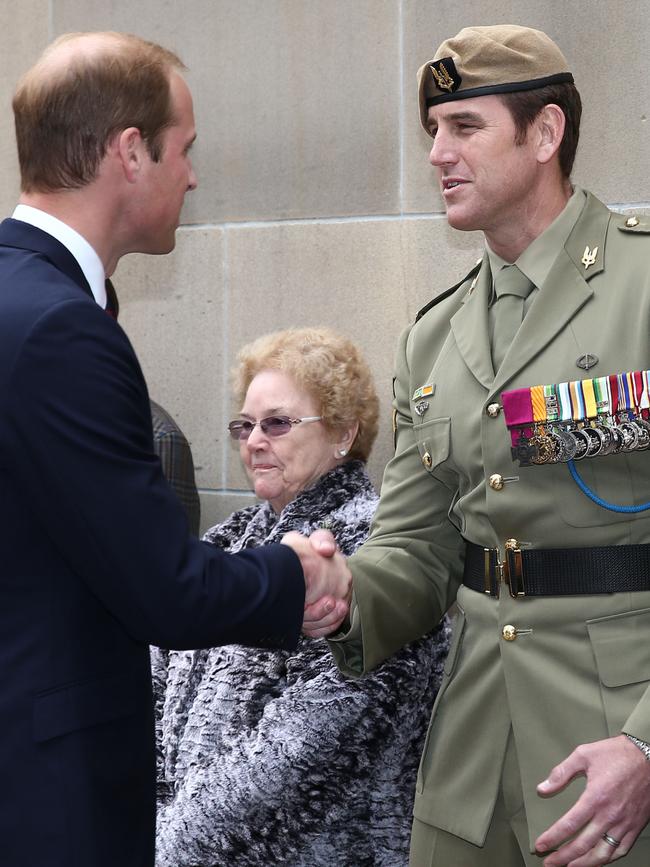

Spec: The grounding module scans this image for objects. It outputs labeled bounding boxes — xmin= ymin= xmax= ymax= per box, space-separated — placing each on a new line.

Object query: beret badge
xmin=429 ymin=57 xmax=462 ymax=93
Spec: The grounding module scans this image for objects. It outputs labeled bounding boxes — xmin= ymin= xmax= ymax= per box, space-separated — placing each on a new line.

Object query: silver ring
xmin=602 ymin=832 xmax=621 ymax=848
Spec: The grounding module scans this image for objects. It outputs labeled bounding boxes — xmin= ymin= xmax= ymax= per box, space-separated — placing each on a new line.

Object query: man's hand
xmin=281 ymin=530 xmax=352 ymax=637
xmin=535 ymin=734 xmax=650 ymax=866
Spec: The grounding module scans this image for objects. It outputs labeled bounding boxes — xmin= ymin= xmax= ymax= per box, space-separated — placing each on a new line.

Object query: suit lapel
xmin=492 ymin=193 xmax=611 ymax=392
xmin=0 ymin=218 xmax=93 ymax=299
xmin=450 ymin=253 xmax=495 ymax=389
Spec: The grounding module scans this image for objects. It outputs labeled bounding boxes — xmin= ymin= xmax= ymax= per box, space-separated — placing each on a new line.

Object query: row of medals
xmin=513 ymin=413 xmax=650 ymax=465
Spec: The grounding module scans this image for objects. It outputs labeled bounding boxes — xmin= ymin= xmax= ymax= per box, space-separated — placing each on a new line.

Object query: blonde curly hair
xmin=234 ymin=327 xmax=379 ymax=462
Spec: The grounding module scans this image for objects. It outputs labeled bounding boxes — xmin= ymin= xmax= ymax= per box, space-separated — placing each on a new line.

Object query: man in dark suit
xmin=0 ymin=31 xmax=349 ymax=866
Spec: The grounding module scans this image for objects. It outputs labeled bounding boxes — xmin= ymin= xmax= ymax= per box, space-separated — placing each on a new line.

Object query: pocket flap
xmin=413 ymin=416 xmax=451 ymax=468
xmin=587 ymin=607 xmax=650 ymax=688
xmin=33 ymin=670 xmax=138 ymax=743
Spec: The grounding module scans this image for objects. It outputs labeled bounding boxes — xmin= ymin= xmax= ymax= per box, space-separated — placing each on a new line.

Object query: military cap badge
xmin=429 ymin=57 xmax=462 ymax=93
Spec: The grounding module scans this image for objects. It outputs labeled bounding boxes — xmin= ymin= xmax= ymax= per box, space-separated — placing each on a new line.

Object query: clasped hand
xmin=281 ymin=529 xmax=352 ymax=638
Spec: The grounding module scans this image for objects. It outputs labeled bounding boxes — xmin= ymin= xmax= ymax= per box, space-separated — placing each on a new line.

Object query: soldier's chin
xmin=445 ymin=208 xmax=479 ymax=232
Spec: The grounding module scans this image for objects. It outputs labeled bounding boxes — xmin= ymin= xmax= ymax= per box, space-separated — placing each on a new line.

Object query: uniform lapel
xmin=450 ymin=253 xmax=495 ymax=389
xmin=492 ymin=193 xmax=611 ymax=392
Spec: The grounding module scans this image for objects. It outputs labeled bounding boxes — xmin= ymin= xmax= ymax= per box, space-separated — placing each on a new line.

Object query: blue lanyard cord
xmin=568 ymin=460 xmax=650 ymax=513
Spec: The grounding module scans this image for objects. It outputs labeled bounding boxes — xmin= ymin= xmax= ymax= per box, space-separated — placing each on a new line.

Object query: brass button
xmin=489 ymin=473 xmax=504 ymax=491
xmin=486 ymin=403 xmax=501 ymax=418
xmin=625 ymin=216 xmax=639 ymax=228
xmin=502 ymin=624 xmax=517 ymax=642
xmin=422 ymin=451 xmax=433 ymax=469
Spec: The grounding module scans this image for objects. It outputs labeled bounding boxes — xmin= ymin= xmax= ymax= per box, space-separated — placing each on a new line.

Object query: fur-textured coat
xmin=153 ymin=461 xmax=450 ymax=866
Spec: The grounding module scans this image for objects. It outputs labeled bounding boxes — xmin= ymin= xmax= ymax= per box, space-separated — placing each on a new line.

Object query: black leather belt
xmin=463 ymin=539 xmax=650 ymax=599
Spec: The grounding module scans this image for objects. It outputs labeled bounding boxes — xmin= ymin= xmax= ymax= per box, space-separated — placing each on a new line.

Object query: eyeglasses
xmin=227 ymin=415 xmax=322 ymax=441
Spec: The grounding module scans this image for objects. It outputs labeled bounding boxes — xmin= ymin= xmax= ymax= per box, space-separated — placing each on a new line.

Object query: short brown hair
xmin=13 ymin=32 xmax=185 ymax=192
xmin=234 ymin=328 xmax=379 ymax=463
xmin=499 ymin=82 xmax=582 ymax=178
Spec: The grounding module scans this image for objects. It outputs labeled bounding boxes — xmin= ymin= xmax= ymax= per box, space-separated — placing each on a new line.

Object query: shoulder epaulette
xmin=618 ymin=214 xmax=650 ymax=234
xmin=415 ymin=260 xmax=482 ymax=323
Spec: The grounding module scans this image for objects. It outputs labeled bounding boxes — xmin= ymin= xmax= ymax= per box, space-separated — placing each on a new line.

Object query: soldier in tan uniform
xmin=316 ymin=24 xmax=650 ymax=867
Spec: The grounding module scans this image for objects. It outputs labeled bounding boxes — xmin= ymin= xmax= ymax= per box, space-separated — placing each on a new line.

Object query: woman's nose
xmin=244 ymin=423 xmax=268 ymax=449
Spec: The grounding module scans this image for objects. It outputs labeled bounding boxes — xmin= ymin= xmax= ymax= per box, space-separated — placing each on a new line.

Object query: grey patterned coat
xmin=153 ymin=461 xmax=450 ymax=866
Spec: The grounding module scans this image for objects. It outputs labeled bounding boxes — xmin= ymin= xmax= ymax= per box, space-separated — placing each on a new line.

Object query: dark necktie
xmin=104 ymin=278 xmax=119 ymax=319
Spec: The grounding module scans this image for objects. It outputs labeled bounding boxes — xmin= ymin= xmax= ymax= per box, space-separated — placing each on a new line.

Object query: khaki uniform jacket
xmin=331 ymin=192 xmax=650 ymax=849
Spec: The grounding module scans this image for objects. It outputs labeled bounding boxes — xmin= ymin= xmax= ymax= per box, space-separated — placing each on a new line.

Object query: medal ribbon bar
xmin=501 ymin=369 xmax=650 ymax=466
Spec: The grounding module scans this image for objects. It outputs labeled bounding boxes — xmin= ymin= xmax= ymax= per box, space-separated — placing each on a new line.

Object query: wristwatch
xmin=624 ymin=732 xmax=650 ymax=762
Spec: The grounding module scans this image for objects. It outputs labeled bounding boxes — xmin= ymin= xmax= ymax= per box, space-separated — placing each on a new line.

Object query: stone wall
xmin=1 ymin=1 xmax=648 ymax=531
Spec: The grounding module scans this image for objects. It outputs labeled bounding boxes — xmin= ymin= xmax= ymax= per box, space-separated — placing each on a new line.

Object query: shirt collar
xmin=515 ymin=187 xmax=587 ymax=288
xmin=12 ymin=204 xmax=106 ymax=308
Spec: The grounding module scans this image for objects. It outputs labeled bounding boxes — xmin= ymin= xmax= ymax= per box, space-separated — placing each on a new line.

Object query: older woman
xmin=153 ymin=328 xmax=450 ymax=867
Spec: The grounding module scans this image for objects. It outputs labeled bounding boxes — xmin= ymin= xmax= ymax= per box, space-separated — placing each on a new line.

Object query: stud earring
xmin=337 ymin=448 xmax=347 ymax=457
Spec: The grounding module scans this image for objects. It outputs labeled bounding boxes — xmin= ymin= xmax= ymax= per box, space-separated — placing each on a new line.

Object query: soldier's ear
xmin=536 ymin=104 xmax=565 ymax=166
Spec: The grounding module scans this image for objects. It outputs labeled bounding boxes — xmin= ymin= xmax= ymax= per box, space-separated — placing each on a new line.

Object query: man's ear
xmin=535 ymin=104 xmax=566 ymax=166
xmin=115 ymin=127 xmax=146 ymax=183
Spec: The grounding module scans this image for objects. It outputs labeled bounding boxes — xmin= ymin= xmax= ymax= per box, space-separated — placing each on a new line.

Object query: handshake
xmin=281 ymin=530 xmax=352 ymax=638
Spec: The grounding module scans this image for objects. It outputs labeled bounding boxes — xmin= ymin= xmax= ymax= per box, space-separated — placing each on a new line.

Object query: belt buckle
xmin=483 ymin=540 xmax=526 ymax=599
xmin=483 ymin=547 xmax=501 ymax=597
xmin=504 ymin=539 xmax=525 ymax=598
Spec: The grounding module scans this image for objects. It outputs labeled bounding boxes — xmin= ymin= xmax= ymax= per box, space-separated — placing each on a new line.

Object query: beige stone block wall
xmin=0 ymin=0 xmax=50 ymax=217
xmin=403 ymin=0 xmax=650 ymax=212
xmin=1 ymin=2 xmax=648 ymax=534
xmin=115 ymin=229 xmax=226 ymax=490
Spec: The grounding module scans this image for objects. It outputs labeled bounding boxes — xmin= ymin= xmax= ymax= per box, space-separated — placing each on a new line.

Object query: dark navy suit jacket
xmin=0 ymin=219 xmax=305 ymax=866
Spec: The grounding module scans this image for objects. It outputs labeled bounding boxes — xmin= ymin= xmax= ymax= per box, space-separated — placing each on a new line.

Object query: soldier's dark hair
xmin=499 ymin=82 xmax=582 ymax=178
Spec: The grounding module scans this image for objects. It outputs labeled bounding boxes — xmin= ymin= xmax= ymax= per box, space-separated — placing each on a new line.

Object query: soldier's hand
xmin=302 ymin=593 xmax=350 ymax=638
xmin=535 ymin=734 xmax=650 ymax=865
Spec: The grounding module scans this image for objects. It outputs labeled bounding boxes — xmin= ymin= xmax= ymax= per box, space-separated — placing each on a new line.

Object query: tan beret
xmin=417 ymin=25 xmax=573 ymax=131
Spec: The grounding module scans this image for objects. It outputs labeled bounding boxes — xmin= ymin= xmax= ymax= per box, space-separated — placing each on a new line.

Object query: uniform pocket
xmin=557 ymin=450 xmax=650 ymax=529
xmin=33 ymin=670 xmax=138 ymax=742
xmin=587 ymin=607 xmax=650 ymax=735
xmin=413 ymin=416 xmax=451 ymax=473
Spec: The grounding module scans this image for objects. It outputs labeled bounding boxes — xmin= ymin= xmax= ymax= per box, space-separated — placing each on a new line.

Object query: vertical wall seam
xmin=397 ymin=0 xmax=411 ymax=319
xmin=220 ymin=227 xmax=230 ymax=490
xmin=398 ymin=0 xmax=405 ymax=217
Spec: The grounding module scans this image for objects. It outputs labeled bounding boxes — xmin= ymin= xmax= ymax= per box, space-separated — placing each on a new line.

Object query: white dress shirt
xmin=12 ymin=204 xmax=106 ymax=309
